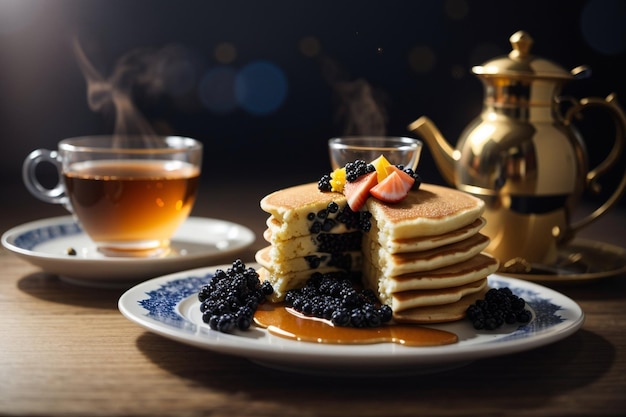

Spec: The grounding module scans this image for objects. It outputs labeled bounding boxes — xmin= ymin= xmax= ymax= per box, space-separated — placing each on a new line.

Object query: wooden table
xmin=1 ymin=180 xmax=625 ymax=417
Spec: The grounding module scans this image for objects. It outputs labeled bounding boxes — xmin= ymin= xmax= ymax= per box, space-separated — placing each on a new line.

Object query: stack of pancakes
xmin=255 ymin=182 xmax=499 ymax=323
xmin=256 ymin=183 xmax=366 ymax=301
xmin=362 ymin=183 xmax=499 ymax=323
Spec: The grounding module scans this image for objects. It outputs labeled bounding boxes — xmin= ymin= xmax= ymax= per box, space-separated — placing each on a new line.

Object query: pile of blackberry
xmin=465 ymin=287 xmax=532 ymax=330
xmin=284 ymin=271 xmax=393 ymax=328
xmin=344 ymin=160 xmax=376 ymax=182
xmin=318 ymin=175 xmax=333 ymax=192
xmin=304 ymin=252 xmax=354 ymax=271
xmin=307 ymin=201 xmax=372 ymax=233
xmin=198 ymin=259 xmax=274 ymax=333
xmin=318 ymin=160 xmax=422 ymax=192
xmin=317 ymin=159 xmax=375 ymax=191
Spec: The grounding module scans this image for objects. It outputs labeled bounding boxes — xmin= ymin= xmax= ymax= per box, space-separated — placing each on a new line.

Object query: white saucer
xmin=2 ymin=216 xmax=255 ymax=287
xmin=119 ymin=263 xmax=585 ymax=376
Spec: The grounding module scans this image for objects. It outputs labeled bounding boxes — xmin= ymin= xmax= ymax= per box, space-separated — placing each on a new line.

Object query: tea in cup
xmin=22 ymin=135 xmax=203 ymax=257
xmin=328 ymin=136 xmax=422 ymax=170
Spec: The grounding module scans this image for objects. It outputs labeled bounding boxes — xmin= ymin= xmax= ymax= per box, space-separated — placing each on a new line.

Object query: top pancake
xmin=261 ymin=182 xmax=485 ymax=242
xmin=366 ymin=183 xmax=485 ymax=240
xmin=260 ymin=183 xmax=349 ymax=240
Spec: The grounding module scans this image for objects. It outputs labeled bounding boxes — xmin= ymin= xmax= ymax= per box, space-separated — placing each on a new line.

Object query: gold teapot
xmin=409 ymin=30 xmax=626 ymax=265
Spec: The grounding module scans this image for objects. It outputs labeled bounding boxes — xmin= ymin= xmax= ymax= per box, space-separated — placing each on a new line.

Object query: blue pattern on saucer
xmin=14 ymin=222 xmax=83 ymax=250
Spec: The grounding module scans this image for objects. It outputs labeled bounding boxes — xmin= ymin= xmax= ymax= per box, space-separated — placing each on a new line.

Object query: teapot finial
xmin=509 ymin=30 xmax=533 ymax=60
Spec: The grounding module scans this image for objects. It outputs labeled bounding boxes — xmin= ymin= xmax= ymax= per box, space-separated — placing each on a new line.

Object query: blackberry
xmin=260 ymin=280 xmax=274 ymax=295
xmin=396 ymin=165 xmax=422 ymax=190
xmin=331 ymin=308 xmax=351 ymax=326
xmin=304 ymin=255 xmax=324 ymax=269
xmin=327 ymin=252 xmax=353 ymax=271
xmin=309 ymin=222 xmax=322 ymax=234
xmin=284 ymin=272 xmax=392 ymax=328
xmin=516 ymin=309 xmax=532 ymax=324
xmin=321 ymin=218 xmax=337 ymax=232
xmin=198 ymin=259 xmax=274 ymax=333
xmin=466 ymin=287 xmax=532 ymax=330
xmin=318 ymin=174 xmax=332 ymax=191
xmin=315 ymin=232 xmax=362 ymax=253
xmin=307 ymin=202 xmax=363 ymax=234
xmin=345 ymin=160 xmax=375 ymax=182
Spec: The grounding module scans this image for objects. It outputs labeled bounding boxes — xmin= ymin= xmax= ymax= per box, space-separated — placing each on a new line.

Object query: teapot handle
xmin=560 ymin=93 xmax=626 ymax=241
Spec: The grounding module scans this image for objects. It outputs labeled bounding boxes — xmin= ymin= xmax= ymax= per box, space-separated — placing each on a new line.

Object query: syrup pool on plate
xmin=254 ymin=303 xmax=459 ymax=347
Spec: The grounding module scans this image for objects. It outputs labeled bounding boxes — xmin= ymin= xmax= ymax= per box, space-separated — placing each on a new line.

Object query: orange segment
xmin=371 ymin=155 xmax=392 ymax=183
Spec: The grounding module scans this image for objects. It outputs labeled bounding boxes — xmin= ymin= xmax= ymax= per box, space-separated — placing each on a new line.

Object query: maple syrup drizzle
xmin=254 ymin=303 xmax=458 ymax=346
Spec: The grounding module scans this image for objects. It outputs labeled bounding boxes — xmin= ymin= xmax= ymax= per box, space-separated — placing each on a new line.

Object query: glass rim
xmin=328 ymin=136 xmax=422 ymax=150
xmin=58 ymin=135 xmax=202 ymax=153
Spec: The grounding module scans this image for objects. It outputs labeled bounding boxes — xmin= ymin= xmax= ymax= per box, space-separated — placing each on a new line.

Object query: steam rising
xmin=333 ymin=78 xmax=387 ymax=136
xmin=73 ymin=39 xmax=196 ymax=144
xmin=318 ymin=55 xmax=388 ymax=136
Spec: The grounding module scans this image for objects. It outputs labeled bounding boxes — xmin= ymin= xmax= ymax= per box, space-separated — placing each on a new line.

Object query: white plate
xmin=118 ymin=263 xmax=585 ymax=376
xmin=2 ymin=216 xmax=255 ymax=287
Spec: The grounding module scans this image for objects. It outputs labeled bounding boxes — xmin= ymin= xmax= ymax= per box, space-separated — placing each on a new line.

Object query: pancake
xmin=393 ymin=286 xmax=489 ymax=323
xmin=255 ymin=245 xmax=362 ymax=275
xmin=365 ymin=183 xmax=485 ymax=240
xmin=362 ymin=252 xmax=498 ymax=294
xmin=386 ymin=278 xmax=488 ymax=312
xmin=266 ymin=216 xmax=353 ymax=242
xmin=263 ymin=228 xmax=363 ymax=260
xmin=373 ymin=217 xmax=486 ymax=254
xmin=364 ymin=233 xmax=490 ymax=277
xmin=260 ymin=183 xmax=354 ymax=240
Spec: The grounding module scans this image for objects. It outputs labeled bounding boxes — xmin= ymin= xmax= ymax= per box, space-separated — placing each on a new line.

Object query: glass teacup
xmin=328 ymin=136 xmax=422 ymax=170
xmin=22 ymin=135 xmax=203 ymax=257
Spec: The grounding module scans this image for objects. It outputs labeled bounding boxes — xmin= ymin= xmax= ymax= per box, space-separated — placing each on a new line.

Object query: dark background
xmin=1 ymin=0 xmax=625 ymax=206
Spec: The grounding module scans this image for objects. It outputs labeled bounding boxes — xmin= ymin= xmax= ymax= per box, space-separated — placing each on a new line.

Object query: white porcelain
xmin=119 ymin=264 xmax=584 ymax=376
xmin=2 ymin=216 xmax=255 ymax=287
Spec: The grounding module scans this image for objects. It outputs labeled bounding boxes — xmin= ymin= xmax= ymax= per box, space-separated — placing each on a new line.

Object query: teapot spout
xmin=408 ymin=116 xmax=457 ymax=186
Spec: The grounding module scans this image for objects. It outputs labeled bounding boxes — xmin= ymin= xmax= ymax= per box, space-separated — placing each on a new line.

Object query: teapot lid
xmin=472 ymin=30 xmax=573 ymax=80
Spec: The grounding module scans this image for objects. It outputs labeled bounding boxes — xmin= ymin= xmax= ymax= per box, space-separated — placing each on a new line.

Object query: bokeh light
xmin=198 ymin=66 xmax=238 ymax=114
xmin=445 ymin=0 xmax=469 ymax=20
xmin=299 ymin=36 xmax=321 ymax=57
xmin=408 ymin=45 xmax=436 ymax=73
xmin=581 ymin=0 xmax=626 ymax=55
xmin=235 ymin=60 xmax=288 ymax=116
xmin=215 ymin=42 xmax=237 ymax=64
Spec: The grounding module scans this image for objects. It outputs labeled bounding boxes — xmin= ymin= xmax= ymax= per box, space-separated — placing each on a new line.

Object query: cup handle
xmin=559 ymin=93 xmax=626 ymax=241
xmin=22 ymin=148 xmax=70 ymax=208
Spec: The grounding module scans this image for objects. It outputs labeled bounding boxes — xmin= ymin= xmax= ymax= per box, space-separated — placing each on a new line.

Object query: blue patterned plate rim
xmin=118 ymin=264 xmax=585 ymax=372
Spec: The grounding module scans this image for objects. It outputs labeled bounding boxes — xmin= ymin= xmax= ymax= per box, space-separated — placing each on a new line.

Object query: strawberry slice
xmin=370 ymin=170 xmax=414 ymax=203
xmin=384 ymin=165 xmax=416 ymax=185
xmin=343 ymin=171 xmax=378 ymax=211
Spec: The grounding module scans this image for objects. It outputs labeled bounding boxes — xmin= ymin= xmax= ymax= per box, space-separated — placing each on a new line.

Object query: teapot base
xmin=482 ymin=208 xmax=567 ymax=265
xmin=497 ymin=238 xmax=626 ymax=284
